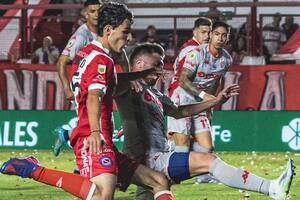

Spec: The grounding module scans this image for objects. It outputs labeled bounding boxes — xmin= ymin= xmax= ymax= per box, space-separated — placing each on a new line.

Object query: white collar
xmin=91 ymin=40 xmax=110 ymax=54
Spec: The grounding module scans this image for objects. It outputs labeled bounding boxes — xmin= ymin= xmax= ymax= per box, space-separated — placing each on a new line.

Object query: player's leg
xmin=189 ymin=152 xmax=295 ymax=199
xmin=53 ymin=117 xmax=78 ymax=156
xmin=192 ymin=115 xmax=218 ymax=183
xmin=53 ymin=127 xmax=70 ymax=156
xmin=167 ymin=88 xmax=194 ymax=151
xmin=136 ymin=186 xmax=154 ymax=200
xmin=116 ymin=152 xmax=173 ymax=200
xmin=90 ymin=173 xmax=117 ymax=200
xmin=75 ymin=137 xmax=118 ymax=199
xmin=131 ymin=165 xmax=173 ymax=200
xmin=168 ymin=115 xmax=191 ymax=152
xmin=0 ymin=156 xmax=98 ymax=199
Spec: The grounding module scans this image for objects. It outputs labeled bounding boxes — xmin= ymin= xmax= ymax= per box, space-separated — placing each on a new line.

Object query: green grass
xmin=0 ymin=150 xmax=299 ymax=200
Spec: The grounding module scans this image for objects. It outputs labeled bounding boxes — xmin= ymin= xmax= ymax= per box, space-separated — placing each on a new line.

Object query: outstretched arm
xmin=166 ymin=84 xmax=240 ymax=119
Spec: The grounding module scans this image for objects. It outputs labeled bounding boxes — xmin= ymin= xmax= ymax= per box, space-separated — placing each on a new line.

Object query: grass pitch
xmin=0 ymin=149 xmax=299 ymax=200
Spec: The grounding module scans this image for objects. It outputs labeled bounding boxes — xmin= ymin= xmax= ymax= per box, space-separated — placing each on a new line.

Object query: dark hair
xmin=97 ymin=2 xmax=133 ymax=36
xmin=84 ymin=0 xmax=101 ymax=7
xmin=129 ymin=43 xmax=164 ymax=65
xmin=193 ymin=17 xmax=212 ymax=30
xmin=212 ymin=20 xmax=230 ymax=32
xmin=147 ymin=25 xmax=156 ymax=31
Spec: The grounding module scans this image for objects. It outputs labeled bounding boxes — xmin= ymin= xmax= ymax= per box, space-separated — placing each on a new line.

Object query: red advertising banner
xmin=0 ymin=63 xmax=299 ymax=110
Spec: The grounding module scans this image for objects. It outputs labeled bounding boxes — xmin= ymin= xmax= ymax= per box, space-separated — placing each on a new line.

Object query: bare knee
xmin=90 ymin=174 xmax=116 ymax=200
xmin=173 ymin=133 xmax=190 ymax=147
xmin=189 ymin=152 xmax=217 ymax=177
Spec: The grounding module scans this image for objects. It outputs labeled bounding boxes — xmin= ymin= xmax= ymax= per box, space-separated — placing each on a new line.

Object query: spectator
xmin=282 ymin=16 xmax=299 ymax=40
xmin=140 ymin=25 xmax=161 ymax=44
xmin=262 ymin=13 xmax=286 ymax=57
xmin=164 ymin=33 xmax=176 ymax=63
xmin=231 ymin=36 xmax=247 ymax=64
xmin=31 ymin=36 xmax=59 ymax=64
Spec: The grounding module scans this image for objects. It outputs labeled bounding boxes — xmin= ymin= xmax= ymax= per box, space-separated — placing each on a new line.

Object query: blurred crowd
xmin=0 ymin=1 xmax=299 ymax=65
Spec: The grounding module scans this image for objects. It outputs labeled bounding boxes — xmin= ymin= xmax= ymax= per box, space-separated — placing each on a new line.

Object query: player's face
xmin=142 ymin=53 xmax=164 ymax=86
xmin=85 ymin=4 xmax=100 ymax=26
xmin=108 ymin=19 xmax=131 ymax=53
xmin=193 ymin=25 xmax=210 ymax=44
xmin=210 ymin=26 xmax=228 ymax=49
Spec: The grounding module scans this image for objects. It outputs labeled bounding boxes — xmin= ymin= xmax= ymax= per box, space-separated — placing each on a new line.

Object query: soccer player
xmin=169 ymin=17 xmax=216 ymax=184
xmin=54 ymin=0 xmax=101 ymax=156
xmin=125 ymin=42 xmax=295 ymax=200
xmin=172 ymin=17 xmax=211 ymax=74
xmin=168 ymin=21 xmax=232 ymax=176
xmin=54 ymin=0 xmax=132 ymax=157
xmin=57 ymin=0 xmax=100 ymax=101
xmin=1 ymin=3 xmax=174 ymax=200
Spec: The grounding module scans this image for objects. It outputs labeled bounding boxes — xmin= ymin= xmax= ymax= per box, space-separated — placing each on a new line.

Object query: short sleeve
xmin=160 ymin=95 xmax=177 ymax=115
xmin=182 ymin=48 xmax=201 ymax=72
xmin=85 ymin=56 xmax=112 ymax=95
xmin=62 ymin=34 xmax=88 ymax=60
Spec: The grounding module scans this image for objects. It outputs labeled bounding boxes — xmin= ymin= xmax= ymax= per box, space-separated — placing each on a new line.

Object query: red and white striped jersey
xmin=169 ymin=38 xmax=200 ymax=96
xmin=169 ymin=43 xmax=232 ymax=96
xmin=69 ymin=40 xmax=117 ymax=147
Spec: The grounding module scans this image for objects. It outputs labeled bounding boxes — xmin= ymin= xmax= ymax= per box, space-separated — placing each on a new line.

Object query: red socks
xmin=31 ymin=166 xmax=95 ymax=200
xmin=154 ymin=190 xmax=174 ymax=200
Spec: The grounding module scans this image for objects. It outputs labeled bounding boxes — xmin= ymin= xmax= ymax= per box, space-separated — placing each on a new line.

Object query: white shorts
xmin=146 ymin=151 xmax=191 ymax=182
xmin=145 ymin=151 xmax=173 ymax=180
xmin=168 ymin=87 xmax=211 ymax=135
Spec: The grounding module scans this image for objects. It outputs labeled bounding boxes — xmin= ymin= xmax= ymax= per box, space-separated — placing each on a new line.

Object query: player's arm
xmin=87 ymin=89 xmax=104 ymax=155
xmin=179 ymin=50 xmax=216 ymax=101
xmin=112 ymin=49 xmax=143 ymax=92
xmin=57 ymin=55 xmax=74 ymax=100
xmin=165 ymin=84 xmax=240 ymax=119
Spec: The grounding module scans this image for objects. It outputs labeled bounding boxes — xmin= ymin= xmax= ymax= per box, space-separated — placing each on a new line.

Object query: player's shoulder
xmin=73 ymin=23 xmax=89 ymax=35
xmin=188 ymin=44 xmax=207 ymax=56
xmin=182 ymin=38 xmax=198 ymax=48
xmin=86 ymin=43 xmax=114 ymax=65
xmin=221 ymin=48 xmax=232 ymax=60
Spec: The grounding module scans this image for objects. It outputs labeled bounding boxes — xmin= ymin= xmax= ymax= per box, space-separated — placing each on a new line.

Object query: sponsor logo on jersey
xmin=80 ymin=139 xmax=90 ymax=177
xmin=99 ymin=155 xmax=112 ymax=167
xmin=197 ymin=72 xmax=221 ymax=80
xmin=188 ymin=52 xmax=196 ymax=60
xmin=98 ymin=64 xmax=106 ymax=74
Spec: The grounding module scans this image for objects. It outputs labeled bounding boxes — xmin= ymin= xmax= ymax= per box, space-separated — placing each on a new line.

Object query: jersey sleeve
xmin=182 ymin=48 xmax=202 ymax=73
xmin=160 ymin=94 xmax=178 ymax=115
xmin=62 ymin=34 xmax=88 ymax=60
xmin=85 ymin=57 xmax=112 ymax=95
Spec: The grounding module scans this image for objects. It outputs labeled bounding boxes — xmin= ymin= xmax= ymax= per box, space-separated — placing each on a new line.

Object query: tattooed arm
xmin=178 ymin=49 xmax=215 ymax=101
xmin=165 ymin=84 xmax=240 ymax=119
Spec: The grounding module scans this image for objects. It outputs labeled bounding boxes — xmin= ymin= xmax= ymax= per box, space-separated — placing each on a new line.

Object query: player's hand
xmin=130 ymin=80 xmax=143 ymax=92
xmin=217 ymin=84 xmax=240 ymax=103
xmin=64 ymin=87 xmax=74 ymax=101
xmin=87 ymin=131 xmax=104 ymax=155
